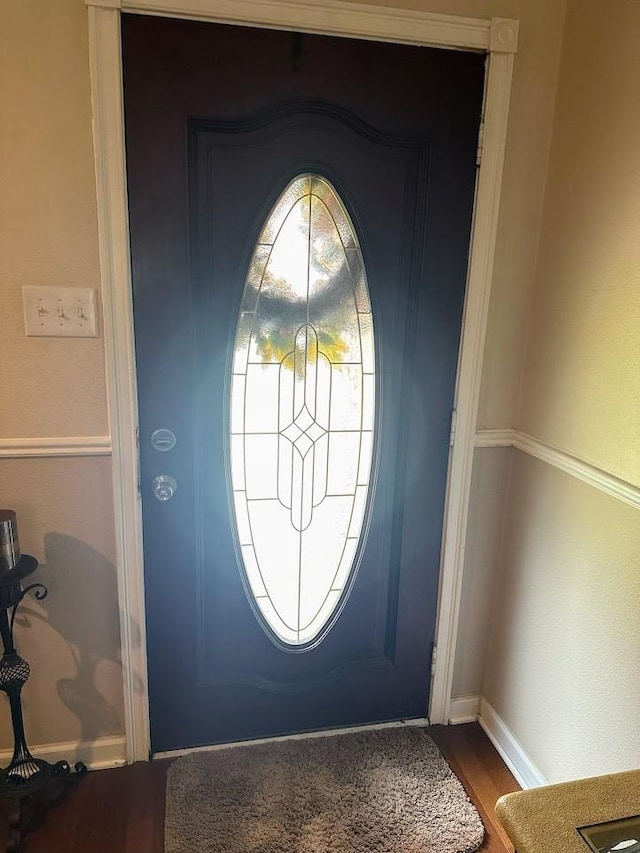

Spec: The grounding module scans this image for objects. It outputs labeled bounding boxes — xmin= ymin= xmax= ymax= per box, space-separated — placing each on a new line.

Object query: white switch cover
xmin=23 ymin=286 xmax=99 ymax=337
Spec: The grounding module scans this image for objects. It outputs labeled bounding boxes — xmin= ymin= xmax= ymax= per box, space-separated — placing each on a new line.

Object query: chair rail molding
xmin=0 ymin=437 xmax=112 ymax=459
xmin=474 ymin=428 xmax=516 ymax=448
xmin=86 ymin=0 xmax=519 ymax=758
xmin=515 ymin=431 xmax=640 ymax=509
xmin=475 ymin=430 xmax=640 ymax=511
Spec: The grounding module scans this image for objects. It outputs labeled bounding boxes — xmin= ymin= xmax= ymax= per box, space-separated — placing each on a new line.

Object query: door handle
xmin=152 ymin=474 xmax=178 ymax=502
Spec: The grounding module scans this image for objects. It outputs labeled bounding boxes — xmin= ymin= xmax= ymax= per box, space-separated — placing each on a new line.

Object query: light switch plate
xmin=23 ymin=286 xmax=99 ymax=337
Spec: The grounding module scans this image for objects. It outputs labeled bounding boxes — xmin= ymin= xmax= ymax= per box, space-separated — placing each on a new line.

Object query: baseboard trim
xmin=0 ymin=735 xmax=127 ymax=771
xmin=448 ymin=694 xmax=480 ymax=724
xmin=478 ymin=698 xmax=546 ymax=789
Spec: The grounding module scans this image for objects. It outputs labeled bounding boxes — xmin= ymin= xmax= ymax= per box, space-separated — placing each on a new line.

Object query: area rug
xmin=165 ymin=727 xmax=485 ymax=853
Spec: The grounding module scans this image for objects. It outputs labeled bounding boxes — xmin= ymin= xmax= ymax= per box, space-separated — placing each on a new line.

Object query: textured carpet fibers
xmin=165 ymin=727 xmax=485 ymax=853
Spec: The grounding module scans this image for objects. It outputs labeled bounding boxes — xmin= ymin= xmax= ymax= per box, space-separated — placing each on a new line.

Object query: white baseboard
xmin=448 ymin=694 xmax=480 ymax=724
xmin=0 ymin=735 xmax=127 ymax=771
xmin=478 ymin=698 xmax=547 ymax=789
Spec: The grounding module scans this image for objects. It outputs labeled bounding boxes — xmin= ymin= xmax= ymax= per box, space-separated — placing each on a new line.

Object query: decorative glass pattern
xmin=229 ymin=175 xmax=375 ymax=647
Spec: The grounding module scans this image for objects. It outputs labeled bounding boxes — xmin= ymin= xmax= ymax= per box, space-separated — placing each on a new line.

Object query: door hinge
xmin=476 ymin=119 xmax=485 ymax=166
xmin=136 ymin=428 xmax=142 ymax=498
xmin=449 ymin=409 xmax=457 ymax=447
xmin=431 ymin=645 xmax=437 ymax=677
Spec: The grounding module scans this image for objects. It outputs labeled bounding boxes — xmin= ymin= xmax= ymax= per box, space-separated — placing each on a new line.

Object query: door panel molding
xmin=86 ymin=0 xmax=518 ymax=761
xmin=203 ymin=655 xmax=394 ymax=695
xmin=189 ymin=104 xmax=433 ymax=699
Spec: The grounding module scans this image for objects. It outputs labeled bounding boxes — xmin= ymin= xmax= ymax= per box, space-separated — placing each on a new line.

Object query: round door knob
xmin=152 ymin=474 xmax=177 ymax=502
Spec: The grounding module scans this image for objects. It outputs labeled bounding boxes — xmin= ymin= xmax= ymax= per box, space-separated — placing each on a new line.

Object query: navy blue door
xmin=123 ymin=14 xmax=483 ymax=752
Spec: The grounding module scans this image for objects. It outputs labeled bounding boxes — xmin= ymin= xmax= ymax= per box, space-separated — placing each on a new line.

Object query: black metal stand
xmin=0 ymin=556 xmax=86 ymax=852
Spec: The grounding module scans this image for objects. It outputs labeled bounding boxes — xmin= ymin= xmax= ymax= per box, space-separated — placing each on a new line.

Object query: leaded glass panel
xmin=229 ymin=174 xmax=376 ymax=647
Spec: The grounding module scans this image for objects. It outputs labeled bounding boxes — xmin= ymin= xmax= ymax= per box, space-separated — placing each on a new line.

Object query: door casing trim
xmin=86 ymin=0 xmax=518 ymax=761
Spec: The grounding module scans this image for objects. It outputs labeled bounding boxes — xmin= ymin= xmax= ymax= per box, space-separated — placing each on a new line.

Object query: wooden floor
xmin=431 ymin=724 xmax=520 ymax=853
xmin=0 ymin=723 xmax=519 ymax=852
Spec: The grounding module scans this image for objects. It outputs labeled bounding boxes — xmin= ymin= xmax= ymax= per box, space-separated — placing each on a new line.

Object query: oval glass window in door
xmin=229 ymin=174 xmax=376 ymax=648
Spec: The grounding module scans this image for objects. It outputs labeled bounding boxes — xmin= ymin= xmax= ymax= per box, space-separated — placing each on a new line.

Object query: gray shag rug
xmin=165 ymin=727 xmax=485 ymax=853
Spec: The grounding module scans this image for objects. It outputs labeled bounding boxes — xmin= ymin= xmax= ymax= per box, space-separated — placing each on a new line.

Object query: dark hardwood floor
xmin=430 ymin=723 xmax=520 ymax=853
xmin=0 ymin=723 xmax=519 ymax=852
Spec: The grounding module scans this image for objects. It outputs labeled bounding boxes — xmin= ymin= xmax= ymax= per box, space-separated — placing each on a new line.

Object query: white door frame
xmin=86 ymin=0 xmax=518 ymax=762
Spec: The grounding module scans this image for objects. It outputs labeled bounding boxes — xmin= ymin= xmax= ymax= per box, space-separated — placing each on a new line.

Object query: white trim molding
xmin=515 ymin=432 xmax=640 ymax=511
xmin=478 ymin=698 xmax=547 ymax=789
xmin=0 ymin=436 xmax=112 ymax=459
xmin=475 ymin=430 xmax=640 ymax=511
xmin=86 ymin=0 xmax=519 ymax=759
xmin=489 ymin=18 xmax=519 ymax=53
xmin=92 ymin=0 xmax=492 ymax=51
xmin=429 ymin=40 xmax=517 ymax=725
xmin=448 ymin=694 xmax=480 ymax=725
xmin=87 ymin=5 xmax=150 ymax=762
xmin=474 ymin=428 xmax=516 ymax=448
xmin=0 ymin=735 xmax=126 ymax=772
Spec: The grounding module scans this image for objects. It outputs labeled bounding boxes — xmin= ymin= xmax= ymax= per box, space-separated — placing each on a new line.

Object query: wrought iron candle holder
xmin=0 ymin=510 xmax=86 ymax=852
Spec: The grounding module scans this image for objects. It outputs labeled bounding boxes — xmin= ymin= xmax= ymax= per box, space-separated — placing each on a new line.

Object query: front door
xmin=122 ymin=14 xmax=483 ymax=753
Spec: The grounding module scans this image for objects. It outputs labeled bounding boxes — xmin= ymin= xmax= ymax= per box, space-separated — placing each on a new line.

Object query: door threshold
xmin=153 ymin=717 xmax=430 ymax=760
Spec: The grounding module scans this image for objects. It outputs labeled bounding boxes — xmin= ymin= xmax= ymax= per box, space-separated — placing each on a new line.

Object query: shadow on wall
xmin=15 ymin=533 xmax=136 ymax=756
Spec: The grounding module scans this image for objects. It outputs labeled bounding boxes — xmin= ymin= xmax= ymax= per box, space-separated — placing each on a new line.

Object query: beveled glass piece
xmin=229 ymin=174 xmax=376 ymax=647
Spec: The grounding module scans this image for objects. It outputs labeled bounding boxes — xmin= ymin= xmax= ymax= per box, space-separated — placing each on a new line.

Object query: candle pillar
xmin=0 ymin=511 xmax=20 ymax=574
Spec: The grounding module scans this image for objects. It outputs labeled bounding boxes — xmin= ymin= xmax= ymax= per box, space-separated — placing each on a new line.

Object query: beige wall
xmin=0 ymin=458 xmax=123 ymax=748
xmin=452 ymin=447 xmax=513 ymax=698
xmin=1 ymin=1 xmax=108 ymax=438
xmin=0 ymin=0 xmax=120 ymax=750
xmin=518 ymin=0 xmax=640 ymax=484
xmin=1 ymin=0 xmax=569 ymax=751
xmin=0 ymin=0 xmax=567 ymax=438
xmin=484 ymin=453 xmax=640 ymax=783
xmin=483 ymin=0 xmax=640 ymax=783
